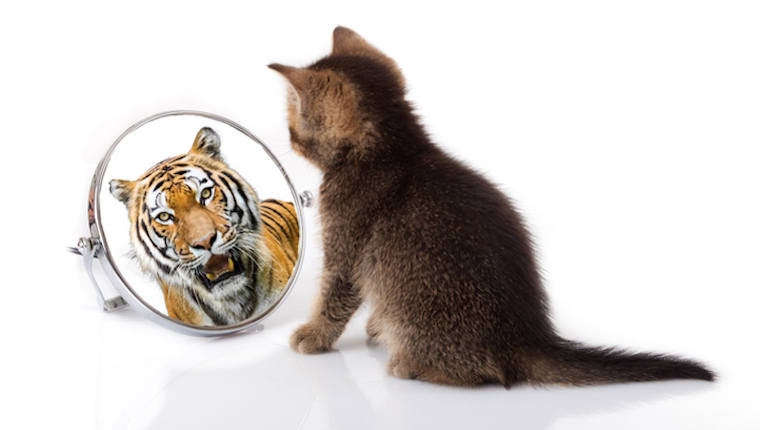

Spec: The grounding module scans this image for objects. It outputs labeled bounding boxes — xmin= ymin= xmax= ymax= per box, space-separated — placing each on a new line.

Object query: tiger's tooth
xmin=206 ymin=273 xmax=216 ymax=281
xmin=228 ymin=258 xmax=234 ymax=271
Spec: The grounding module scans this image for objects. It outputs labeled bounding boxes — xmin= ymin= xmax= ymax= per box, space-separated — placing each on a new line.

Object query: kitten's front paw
xmin=366 ymin=315 xmax=382 ymax=339
xmin=290 ymin=322 xmax=334 ymax=354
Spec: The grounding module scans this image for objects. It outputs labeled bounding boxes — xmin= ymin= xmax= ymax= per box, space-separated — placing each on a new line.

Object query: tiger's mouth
xmin=198 ymin=253 xmax=244 ymax=290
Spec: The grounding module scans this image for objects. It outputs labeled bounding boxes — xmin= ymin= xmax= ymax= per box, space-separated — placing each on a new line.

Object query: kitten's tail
xmin=524 ymin=338 xmax=715 ymax=386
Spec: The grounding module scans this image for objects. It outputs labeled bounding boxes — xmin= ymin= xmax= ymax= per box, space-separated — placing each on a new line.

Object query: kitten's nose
xmin=191 ymin=232 xmax=216 ymax=251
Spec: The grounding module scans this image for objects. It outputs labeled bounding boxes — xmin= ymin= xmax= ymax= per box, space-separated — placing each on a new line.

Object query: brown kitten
xmin=269 ymin=27 xmax=714 ymax=387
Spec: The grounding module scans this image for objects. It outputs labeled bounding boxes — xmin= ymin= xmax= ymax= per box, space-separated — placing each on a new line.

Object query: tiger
xmin=109 ymin=127 xmax=299 ymax=326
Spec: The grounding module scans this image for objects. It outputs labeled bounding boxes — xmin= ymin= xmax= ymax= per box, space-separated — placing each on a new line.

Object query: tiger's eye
xmin=158 ymin=212 xmax=171 ymax=222
xmin=201 ymin=188 xmax=212 ymax=199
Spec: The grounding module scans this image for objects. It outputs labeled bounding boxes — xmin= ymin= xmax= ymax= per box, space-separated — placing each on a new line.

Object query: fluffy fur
xmin=110 ymin=127 xmax=299 ymax=326
xmin=269 ymin=27 xmax=714 ymax=387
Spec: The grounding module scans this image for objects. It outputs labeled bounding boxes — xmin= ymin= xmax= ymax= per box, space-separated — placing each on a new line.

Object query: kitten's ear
xmin=109 ymin=179 xmax=135 ymax=205
xmin=268 ymin=64 xmax=310 ymax=94
xmin=331 ymin=26 xmax=377 ymax=56
xmin=190 ymin=127 xmax=222 ymax=159
xmin=269 ymin=63 xmax=313 ymax=115
xmin=330 ymin=26 xmax=406 ymax=87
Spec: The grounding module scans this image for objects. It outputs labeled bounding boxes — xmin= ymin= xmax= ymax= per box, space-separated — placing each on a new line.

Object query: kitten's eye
xmin=156 ymin=212 xmax=174 ymax=224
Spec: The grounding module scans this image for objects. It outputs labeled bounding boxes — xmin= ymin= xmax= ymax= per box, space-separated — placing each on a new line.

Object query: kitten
xmin=268 ymin=27 xmax=714 ymax=387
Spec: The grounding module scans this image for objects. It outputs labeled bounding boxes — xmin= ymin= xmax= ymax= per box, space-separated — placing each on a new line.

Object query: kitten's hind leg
xmin=290 ymin=268 xmax=362 ymax=354
xmin=387 ymin=350 xmax=423 ymax=380
xmin=386 ymin=350 xmax=487 ymax=386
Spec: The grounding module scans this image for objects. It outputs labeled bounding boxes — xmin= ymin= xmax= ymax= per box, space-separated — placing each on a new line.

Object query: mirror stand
xmin=75 ymin=237 xmax=129 ymax=312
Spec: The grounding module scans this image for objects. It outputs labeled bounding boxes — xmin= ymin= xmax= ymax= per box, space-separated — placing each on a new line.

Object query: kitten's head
xmin=269 ymin=27 xmax=410 ymax=170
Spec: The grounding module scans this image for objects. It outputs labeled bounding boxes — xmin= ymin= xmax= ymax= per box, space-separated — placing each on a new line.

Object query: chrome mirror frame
xmin=74 ymin=110 xmax=312 ymax=336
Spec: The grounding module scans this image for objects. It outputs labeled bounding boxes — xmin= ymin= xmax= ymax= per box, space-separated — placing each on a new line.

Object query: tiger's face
xmin=109 ymin=127 xmax=263 ymax=302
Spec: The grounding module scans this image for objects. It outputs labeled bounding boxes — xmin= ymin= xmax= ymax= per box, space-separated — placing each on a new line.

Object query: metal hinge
xmin=72 ymin=237 xmax=129 ymax=312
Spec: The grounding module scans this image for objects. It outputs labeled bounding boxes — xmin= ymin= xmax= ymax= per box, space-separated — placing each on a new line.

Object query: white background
xmin=3 ymin=1 xmax=759 ymax=429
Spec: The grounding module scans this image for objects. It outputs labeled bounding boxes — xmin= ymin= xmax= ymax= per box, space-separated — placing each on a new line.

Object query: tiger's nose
xmin=191 ymin=232 xmax=216 ymax=251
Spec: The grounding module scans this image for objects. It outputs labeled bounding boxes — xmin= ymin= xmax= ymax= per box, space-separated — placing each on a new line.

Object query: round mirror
xmin=80 ymin=111 xmax=306 ymax=336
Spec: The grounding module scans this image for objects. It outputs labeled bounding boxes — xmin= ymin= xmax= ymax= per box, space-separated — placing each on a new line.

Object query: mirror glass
xmin=94 ymin=112 xmax=301 ymax=331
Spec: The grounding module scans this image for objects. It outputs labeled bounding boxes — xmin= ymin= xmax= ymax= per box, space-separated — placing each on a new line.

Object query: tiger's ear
xmin=109 ymin=179 xmax=135 ymax=205
xmin=190 ymin=127 xmax=222 ymax=159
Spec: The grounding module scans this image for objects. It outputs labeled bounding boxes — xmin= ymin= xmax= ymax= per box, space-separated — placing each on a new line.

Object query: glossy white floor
xmin=56 ymin=288 xmax=753 ymax=430
xmin=4 ymin=1 xmax=759 ymax=429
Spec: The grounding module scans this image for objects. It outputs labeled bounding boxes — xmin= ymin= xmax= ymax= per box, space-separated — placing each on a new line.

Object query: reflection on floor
xmin=94 ymin=309 xmax=721 ymax=430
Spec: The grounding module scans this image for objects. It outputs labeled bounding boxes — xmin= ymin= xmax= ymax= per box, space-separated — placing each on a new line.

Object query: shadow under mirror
xmin=90 ymin=111 xmax=303 ymax=334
